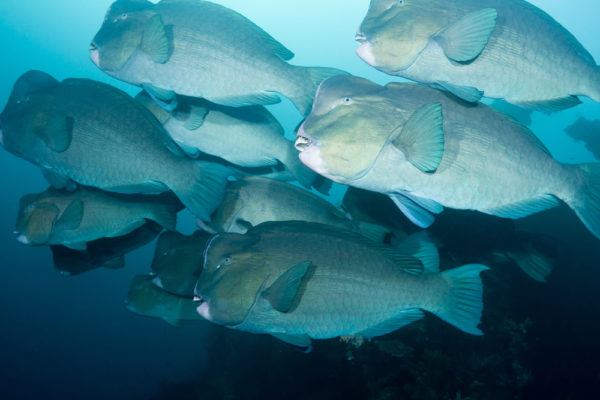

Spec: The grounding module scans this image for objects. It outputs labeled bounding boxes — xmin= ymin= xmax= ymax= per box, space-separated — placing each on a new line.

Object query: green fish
xmin=91 ymin=0 xmax=346 ymax=115
xmin=195 ymin=221 xmax=488 ymax=351
xmin=51 ymin=221 xmax=163 ymax=276
xmin=150 ymin=230 xmax=212 ymax=297
xmin=356 ymin=0 xmax=600 ymax=110
xmin=210 ymin=176 xmax=357 ymax=234
xmin=137 ymin=92 xmax=317 ymax=189
xmin=0 ymin=70 xmax=231 ymax=220
xmin=296 ymin=76 xmax=600 ymax=240
xmin=15 ymin=186 xmax=180 ymax=250
xmin=126 ymin=274 xmax=203 ymax=326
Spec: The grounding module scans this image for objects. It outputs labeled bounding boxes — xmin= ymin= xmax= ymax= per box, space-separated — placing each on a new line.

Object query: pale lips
xmin=294 ymin=125 xmax=313 ymax=151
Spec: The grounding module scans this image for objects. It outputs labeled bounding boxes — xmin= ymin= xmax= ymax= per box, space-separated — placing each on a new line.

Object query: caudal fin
xmin=430 ymin=264 xmax=488 ymax=335
xmin=570 ymin=163 xmax=600 ymax=239
xmin=169 ymin=161 xmax=233 ymax=221
xmin=289 ymin=66 xmax=349 ymax=116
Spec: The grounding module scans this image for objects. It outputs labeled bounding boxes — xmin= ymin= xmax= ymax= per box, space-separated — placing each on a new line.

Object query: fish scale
xmin=358 ymin=0 xmax=600 ymax=108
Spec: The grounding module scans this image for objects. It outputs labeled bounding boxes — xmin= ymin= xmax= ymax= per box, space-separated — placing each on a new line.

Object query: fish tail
xmin=281 ymin=144 xmax=318 ymax=189
xmin=146 ymin=202 xmax=179 ymax=231
xmin=169 ymin=161 xmax=233 ymax=221
xmin=430 ymin=264 xmax=488 ymax=335
xmin=288 ymin=66 xmax=349 ymax=116
xmin=568 ymin=162 xmax=600 ymax=239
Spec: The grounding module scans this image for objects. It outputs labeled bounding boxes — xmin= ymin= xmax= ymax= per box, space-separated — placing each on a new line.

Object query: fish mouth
xmin=89 ymin=42 xmax=98 ymax=52
xmin=355 ymin=32 xmax=367 ymax=44
xmin=89 ymin=42 xmax=100 ymax=67
xmin=295 ymin=124 xmax=314 ymax=152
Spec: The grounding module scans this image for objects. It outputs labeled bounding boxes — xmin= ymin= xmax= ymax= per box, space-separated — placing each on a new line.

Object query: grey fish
xmin=137 ymin=92 xmax=317 ymax=189
xmin=51 ymin=221 xmax=163 ymax=276
xmin=126 ymin=274 xmax=203 ymax=326
xmin=0 ymin=70 xmax=231 ymax=220
xmin=90 ymin=0 xmax=346 ymax=115
xmin=210 ymin=176 xmax=357 ymax=234
xmin=356 ymin=0 xmax=600 ymax=110
xmin=564 ymin=117 xmax=600 ymax=160
xmin=195 ymin=221 xmax=487 ymax=351
xmin=295 ymin=75 xmax=600 ymax=240
xmin=150 ymin=230 xmax=212 ymax=297
xmin=15 ymin=186 xmax=180 ymax=250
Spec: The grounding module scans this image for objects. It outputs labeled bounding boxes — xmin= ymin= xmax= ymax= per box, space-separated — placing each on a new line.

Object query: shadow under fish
xmin=50 ymin=221 xmax=164 ymax=276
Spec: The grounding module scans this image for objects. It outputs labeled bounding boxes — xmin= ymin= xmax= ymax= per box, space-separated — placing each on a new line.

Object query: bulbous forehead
xmin=311 ymin=75 xmax=383 ymax=116
xmin=203 ymin=233 xmax=260 ymax=270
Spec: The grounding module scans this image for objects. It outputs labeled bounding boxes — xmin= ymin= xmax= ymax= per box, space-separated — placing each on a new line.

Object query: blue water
xmin=1 ymin=1 xmax=599 ymax=399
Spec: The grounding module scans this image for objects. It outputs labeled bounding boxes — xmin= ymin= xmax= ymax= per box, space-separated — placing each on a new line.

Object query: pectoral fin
xmin=33 ymin=113 xmax=74 ymax=153
xmin=389 ymin=193 xmax=435 ymax=228
xmin=20 ymin=203 xmax=60 ymax=244
xmin=391 ymin=102 xmax=444 ymax=173
xmin=55 ymin=199 xmax=84 ymax=231
xmin=182 ymin=105 xmax=209 ymax=131
xmin=262 ymin=261 xmax=312 ymax=313
xmin=435 ymin=81 xmax=483 ymax=103
xmin=141 ymin=13 xmax=171 ymax=64
xmin=142 ymin=84 xmax=177 ymax=112
xmin=436 ymin=8 xmax=498 ymax=62
xmin=271 ymin=333 xmax=312 ymax=353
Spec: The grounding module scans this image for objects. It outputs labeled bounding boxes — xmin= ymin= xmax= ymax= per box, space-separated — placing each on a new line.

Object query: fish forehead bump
xmin=310 ymin=75 xmax=382 ymax=116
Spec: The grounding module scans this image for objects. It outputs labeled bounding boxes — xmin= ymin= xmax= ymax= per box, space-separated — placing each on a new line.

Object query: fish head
xmin=296 ymin=76 xmax=397 ymax=183
xmin=357 ymin=0 xmax=444 ymax=72
xmin=0 ymin=71 xmax=64 ymax=157
xmin=194 ymin=232 xmax=266 ymax=326
xmin=15 ymin=195 xmax=60 ymax=245
xmin=210 ymin=180 xmax=250 ymax=234
xmin=125 ymin=274 xmax=172 ymax=318
xmin=90 ymin=0 xmax=161 ymax=72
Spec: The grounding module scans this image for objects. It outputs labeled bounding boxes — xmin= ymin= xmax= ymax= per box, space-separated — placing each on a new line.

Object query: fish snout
xmin=295 ymin=124 xmax=313 ymax=151
xmin=355 ymin=32 xmax=367 ymax=44
xmin=89 ymin=42 xmax=100 ymax=67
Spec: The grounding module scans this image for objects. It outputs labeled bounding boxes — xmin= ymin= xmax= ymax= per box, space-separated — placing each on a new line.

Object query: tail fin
xmin=146 ymin=202 xmax=179 ymax=231
xmin=289 ymin=66 xmax=349 ymax=116
xmin=570 ymin=163 xmax=600 ymax=239
xmin=169 ymin=161 xmax=232 ymax=221
xmin=280 ymin=144 xmax=318 ymax=189
xmin=504 ymin=247 xmax=554 ymax=283
xmin=430 ymin=264 xmax=488 ymax=335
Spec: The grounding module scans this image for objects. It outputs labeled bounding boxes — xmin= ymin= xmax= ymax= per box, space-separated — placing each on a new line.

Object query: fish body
xmin=126 ymin=274 xmax=203 ymax=326
xmin=356 ymin=0 xmax=600 ymax=109
xmin=0 ymin=71 xmax=231 ymax=220
xmin=50 ymin=221 xmax=163 ymax=276
xmin=150 ymin=230 xmax=211 ymax=297
xmin=195 ymin=221 xmax=487 ymax=349
xmin=211 ymin=176 xmax=355 ymax=234
xmin=15 ymin=186 xmax=180 ymax=249
xmin=91 ymin=0 xmax=345 ymax=115
xmin=137 ymin=93 xmax=316 ymax=188
xmin=296 ymin=76 xmax=600 ymax=239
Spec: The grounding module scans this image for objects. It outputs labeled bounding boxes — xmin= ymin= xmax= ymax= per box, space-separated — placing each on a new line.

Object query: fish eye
xmin=343 ymin=97 xmax=353 ymax=104
xmin=216 ymin=256 xmax=232 ymax=270
xmin=114 ymin=13 xmax=129 ymax=22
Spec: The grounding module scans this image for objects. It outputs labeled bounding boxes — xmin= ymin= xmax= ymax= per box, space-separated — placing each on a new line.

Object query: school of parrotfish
xmin=1 ymin=0 xmax=598 ymax=352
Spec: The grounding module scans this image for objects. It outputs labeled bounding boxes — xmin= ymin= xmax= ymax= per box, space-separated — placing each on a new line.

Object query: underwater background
xmin=0 ymin=1 xmax=599 ymax=399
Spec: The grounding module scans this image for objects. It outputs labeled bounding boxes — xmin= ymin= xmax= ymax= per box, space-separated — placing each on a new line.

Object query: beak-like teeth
xmin=355 ymin=33 xmax=367 ymax=43
xmin=89 ymin=42 xmax=97 ymax=52
xmin=193 ymin=295 xmax=203 ymax=302
xmin=295 ymin=135 xmax=312 ymax=151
